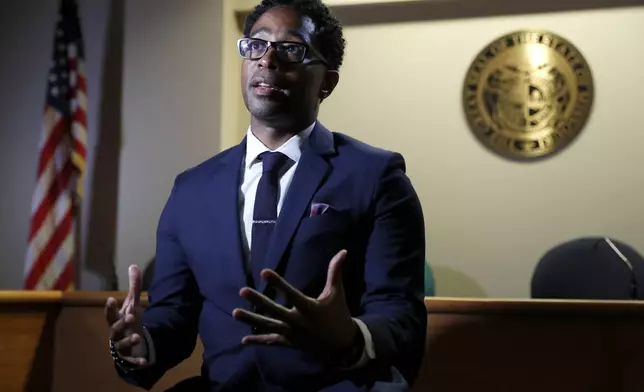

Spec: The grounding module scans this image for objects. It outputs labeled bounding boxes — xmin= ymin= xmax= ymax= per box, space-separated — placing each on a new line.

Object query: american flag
xmin=24 ymin=0 xmax=88 ymax=290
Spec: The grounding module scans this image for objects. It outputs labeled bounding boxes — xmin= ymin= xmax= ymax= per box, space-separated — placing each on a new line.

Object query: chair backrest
xmin=531 ymin=237 xmax=644 ymax=300
xmin=424 ymin=261 xmax=435 ymax=297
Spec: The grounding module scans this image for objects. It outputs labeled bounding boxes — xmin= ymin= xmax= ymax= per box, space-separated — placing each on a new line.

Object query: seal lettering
xmin=462 ymin=30 xmax=594 ymax=160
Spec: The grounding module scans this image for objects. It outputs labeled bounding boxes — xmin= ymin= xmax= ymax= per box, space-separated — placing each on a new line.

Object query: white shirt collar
xmin=244 ymin=122 xmax=315 ymax=170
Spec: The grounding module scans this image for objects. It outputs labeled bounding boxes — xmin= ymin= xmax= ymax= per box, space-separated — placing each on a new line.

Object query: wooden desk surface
xmin=4 ymin=290 xmax=644 ymax=313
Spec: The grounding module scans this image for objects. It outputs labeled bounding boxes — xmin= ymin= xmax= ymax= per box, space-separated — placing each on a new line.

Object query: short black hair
xmin=244 ymin=0 xmax=346 ymax=71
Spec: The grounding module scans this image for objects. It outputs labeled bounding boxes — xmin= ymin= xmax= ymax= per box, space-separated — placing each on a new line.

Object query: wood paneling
xmin=0 ymin=292 xmax=60 ymax=392
xmin=2 ymin=292 xmax=644 ymax=391
xmin=418 ymin=298 xmax=644 ymax=392
xmin=51 ymin=306 xmax=203 ymax=392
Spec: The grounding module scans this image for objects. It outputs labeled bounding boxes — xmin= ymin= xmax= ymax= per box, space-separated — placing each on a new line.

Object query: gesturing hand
xmin=232 ymin=250 xmax=360 ymax=360
xmin=105 ymin=265 xmax=148 ymax=366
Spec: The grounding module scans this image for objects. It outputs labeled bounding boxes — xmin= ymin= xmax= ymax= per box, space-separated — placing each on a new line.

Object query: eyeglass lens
xmin=239 ymin=39 xmax=307 ymax=63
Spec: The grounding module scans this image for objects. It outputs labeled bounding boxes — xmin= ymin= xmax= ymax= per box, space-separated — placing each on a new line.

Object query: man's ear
xmin=319 ymin=70 xmax=340 ymax=101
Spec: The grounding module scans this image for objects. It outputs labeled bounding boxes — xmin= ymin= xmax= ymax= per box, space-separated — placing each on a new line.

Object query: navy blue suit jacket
xmin=119 ymin=124 xmax=427 ymax=391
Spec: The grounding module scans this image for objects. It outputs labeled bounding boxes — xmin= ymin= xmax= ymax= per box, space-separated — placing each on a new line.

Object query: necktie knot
xmin=259 ymin=151 xmax=290 ymax=174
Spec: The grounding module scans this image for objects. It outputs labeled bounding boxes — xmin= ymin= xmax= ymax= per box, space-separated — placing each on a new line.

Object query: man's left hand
xmin=232 ymin=249 xmax=360 ymax=360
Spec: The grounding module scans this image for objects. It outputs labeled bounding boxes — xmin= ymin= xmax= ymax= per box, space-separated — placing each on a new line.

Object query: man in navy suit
xmin=105 ymin=1 xmax=427 ymax=390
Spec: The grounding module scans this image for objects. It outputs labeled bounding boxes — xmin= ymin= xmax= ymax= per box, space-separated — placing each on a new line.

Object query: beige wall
xmin=2 ymin=0 xmax=642 ymax=297
xmin=224 ymin=1 xmax=644 ymax=298
xmin=115 ymin=0 xmax=223 ymax=290
xmin=315 ymin=6 xmax=644 ymax=297
xmin=0 ymin=0 xmax=224 ymax=290
xmin=139 ymin=0 xmax=644 ymax=297
xmin=219 ymin=0 xmax=255 ymax=150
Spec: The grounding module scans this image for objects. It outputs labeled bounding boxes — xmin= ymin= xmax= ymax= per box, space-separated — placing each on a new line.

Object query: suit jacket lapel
xmin=259 ymin=124 xmax=336 ymax=294
xmin=209 ymin=139 xmax=249 ymax=290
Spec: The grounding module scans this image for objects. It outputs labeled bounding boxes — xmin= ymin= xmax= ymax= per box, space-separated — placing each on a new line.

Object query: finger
xmin=113 ymin=332 xmax=142 ymax=352
xmin=320 ymin=249 xmax=348 ymax=300
xmin=119 ymin=355 xmax=148 ymax=367
xmin=239 ymin=287 xmax=294 ymax=322
xmin=110 ymin=316 xmax=128 ymax=341
xmin=261 ymin=270 xmax=313 ymax=310
xmin=105 ymin=297 xmax=120 ymax=326
xmin=110 ymin=313 xmax=136 ymax=341
xmin=232 ymin=308 xmax=290 ymax=334
xmin=242 ymin=333 xmax=292 ymax=346
xmin=128 ymin=265 xmax=142 ymax=308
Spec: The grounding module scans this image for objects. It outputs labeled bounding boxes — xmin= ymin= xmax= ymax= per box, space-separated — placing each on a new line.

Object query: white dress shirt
xmin=239 ymin=123 xmax=312 ymax=255
xmin=134 ymin=122 xmax=376 ymax=369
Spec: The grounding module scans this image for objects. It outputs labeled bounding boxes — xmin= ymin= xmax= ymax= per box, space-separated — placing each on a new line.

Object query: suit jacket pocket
xmin=287 ymin=211 xmax=352 ymax=297
xmin=293 ymin=210 xmax=351 ymax=246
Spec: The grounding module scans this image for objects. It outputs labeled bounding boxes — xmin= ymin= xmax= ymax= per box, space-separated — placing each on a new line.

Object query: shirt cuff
xmin=347 ymin=317 xmax=376 ymax=369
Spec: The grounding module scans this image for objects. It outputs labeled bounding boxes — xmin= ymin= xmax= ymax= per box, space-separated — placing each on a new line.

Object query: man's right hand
xmin=105 ymin=264 xmax=148 ymax=366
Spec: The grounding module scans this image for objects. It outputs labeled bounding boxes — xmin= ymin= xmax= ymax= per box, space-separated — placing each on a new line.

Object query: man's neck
xmin=250 ymin=118 xmax=314 ymax=150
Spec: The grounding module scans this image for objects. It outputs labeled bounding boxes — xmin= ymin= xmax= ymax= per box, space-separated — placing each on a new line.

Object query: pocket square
xmin=310 ymin=202 xmax=331 ymax=217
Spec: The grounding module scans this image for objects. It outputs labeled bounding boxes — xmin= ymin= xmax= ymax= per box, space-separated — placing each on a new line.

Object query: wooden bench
xmin=2 ymin=291 xmax=644 ymax=392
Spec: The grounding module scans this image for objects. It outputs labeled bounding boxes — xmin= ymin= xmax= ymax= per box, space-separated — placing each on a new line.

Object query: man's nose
xmin=258 ymin=46 xmax=279 ymax=70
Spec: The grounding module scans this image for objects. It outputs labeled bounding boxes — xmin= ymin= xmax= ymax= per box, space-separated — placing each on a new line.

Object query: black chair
xmin=531 ymin=237 xmax=644 ymax=300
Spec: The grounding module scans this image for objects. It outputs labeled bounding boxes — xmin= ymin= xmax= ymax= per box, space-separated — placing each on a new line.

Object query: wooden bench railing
xmin=2 ymin=291 xmax=644 ymax=392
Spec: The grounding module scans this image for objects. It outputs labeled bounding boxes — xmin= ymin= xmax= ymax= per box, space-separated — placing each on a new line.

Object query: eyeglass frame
xmin=237 ymin=37 xmax=330 ymax=68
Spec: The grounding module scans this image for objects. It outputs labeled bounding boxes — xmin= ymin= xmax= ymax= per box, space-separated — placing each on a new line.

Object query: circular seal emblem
xmin=462 ymin=30 xmax=594 ymax=160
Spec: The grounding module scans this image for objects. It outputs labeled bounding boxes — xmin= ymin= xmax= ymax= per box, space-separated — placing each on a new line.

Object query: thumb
xmin=320 ymin=250 xmax=347 ymax=300
xmin=127 ymin=264 xmax=142 ymax=307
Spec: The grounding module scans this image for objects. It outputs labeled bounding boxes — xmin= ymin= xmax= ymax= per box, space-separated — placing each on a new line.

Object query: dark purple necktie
xmin=250 ymin=151 xmax=290 ymax=287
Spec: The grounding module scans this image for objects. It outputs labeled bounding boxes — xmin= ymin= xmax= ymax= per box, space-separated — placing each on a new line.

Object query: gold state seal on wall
xmin=462 ymin=30 xmax=594 ymax=160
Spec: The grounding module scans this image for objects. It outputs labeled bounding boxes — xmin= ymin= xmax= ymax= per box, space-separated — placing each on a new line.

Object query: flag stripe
xmin=35 ymin=225 xmax=73 ymax=290
xmin=38 ymin=108 xmax=60 ymax=148
xmin=25 ymin=204 xmax=73 ymax=289
xmin=53 ymin=257 xmax=75 ymax=290
xmin=27 ymin=181 xmax=72 ymax=271
xmin=29 ymin=160 xmax=74 ymax=240
xmin=37 ymin=118 xmax=65 ymax=177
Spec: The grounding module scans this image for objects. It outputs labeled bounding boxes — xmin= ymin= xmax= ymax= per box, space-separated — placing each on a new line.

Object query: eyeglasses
xmin=237 ymin=37 xmax=329 ymax=67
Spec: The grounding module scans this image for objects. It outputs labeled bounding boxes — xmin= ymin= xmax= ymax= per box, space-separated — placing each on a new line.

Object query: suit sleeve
xmin=117 ymin=175 xmax=204 ymax=390
xmin=356 ymin=152 xmax=427 ymax=385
